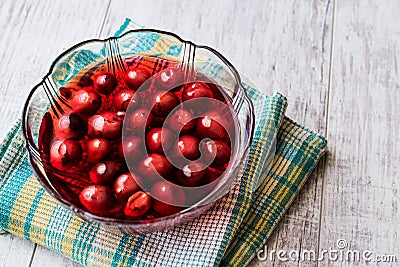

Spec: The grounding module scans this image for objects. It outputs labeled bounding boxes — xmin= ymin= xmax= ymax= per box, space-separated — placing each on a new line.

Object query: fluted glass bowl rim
xmin=21 ymin=29 xmax=255 ymax=228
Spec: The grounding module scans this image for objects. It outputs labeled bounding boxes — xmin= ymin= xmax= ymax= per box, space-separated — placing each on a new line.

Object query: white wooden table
xmin=0 ymin=0 xmax=399 ymax=266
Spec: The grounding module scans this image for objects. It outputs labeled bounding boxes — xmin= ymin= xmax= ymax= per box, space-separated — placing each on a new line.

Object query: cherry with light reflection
xmin=88 ymin=112 xmax=122 ymax=139
xmin=182 ymin=82 xmax=213 ymax=101
xmin=50 ymin=139 xmax=82 ymax=170
xmin=55 ymin=113 xmax=87 ymax=140
xmin=155 ymin=67 xmax=184 ymax=91
xmin=165 ymin=108 xmax=196 ymax=134
xmin=151 ymin=90 xmax=180 ymax=116
xmin=94 ymin=72 xmax=117 ymax=95
xmin=89 ymin=161 xmax=120 ymax=185
xmin=124 ymin=191 xmax=152 ymax=218
xmin=145 ymin=128 xmax=174 ymax=154
xmin=71 ymin=89 xmax=102 ymax=116
xmin=86 ymin=138 xmax=112 ymax=164
xmin=200 ymin=139 xmax=231 ymax=167
xmin=113 ymin=89 xmax=142 ymax=111
xmin=127 ymin=107 xmax=154 ymax=135
xmin=113 ymin=172 xmax=141 ymax=202
xmin=117 ymin=136 xmax=145 ymax=163
xmin=172 ymin=135 xmax=200 ymax=161
xmin=150 ymin=180 xmax=185 ymax=216
xmin=138 ymin=153 xmax=173 ymax=181
xmin=79 ymin=185 xmax=115 ymax=216
xmin=124 ymin=67 xmax=151 ymax=90
xmin=196 ymin=111 xmax=229 ymax=141
xmin=176 ymin=162 xmax=208 ymax=187
xmin=182 ymin=82 xmax=213 ymax=113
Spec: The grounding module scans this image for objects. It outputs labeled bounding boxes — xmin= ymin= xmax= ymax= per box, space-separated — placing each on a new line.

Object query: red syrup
xmin=38 ymin=56 xmax=235 ymax=220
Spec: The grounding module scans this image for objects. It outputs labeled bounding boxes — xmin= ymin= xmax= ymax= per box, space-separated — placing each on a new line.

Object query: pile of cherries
xmin=42 ymin=57 xmax=234 ymax=220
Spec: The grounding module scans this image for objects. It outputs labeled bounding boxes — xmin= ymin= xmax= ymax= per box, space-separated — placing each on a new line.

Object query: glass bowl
xmin=22 ymin=29 xmax=254 ymax=234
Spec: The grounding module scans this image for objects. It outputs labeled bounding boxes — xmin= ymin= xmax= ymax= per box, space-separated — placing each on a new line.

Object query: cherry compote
xmin=38 ymin=56 xmax=235 ymax=220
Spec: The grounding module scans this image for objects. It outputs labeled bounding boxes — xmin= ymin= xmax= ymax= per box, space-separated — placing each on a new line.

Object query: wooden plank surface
xmin=0 ymin=0 xmax=398 ymax=266
xmin=0 ymin=233 xmax=34 ymax=267
xmin=318 ymin=0 xmax=400 ymax=266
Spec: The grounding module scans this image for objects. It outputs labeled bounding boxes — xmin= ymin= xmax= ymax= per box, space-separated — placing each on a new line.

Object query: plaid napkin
xmin=0 ymin=19 xmax=326 ymax=267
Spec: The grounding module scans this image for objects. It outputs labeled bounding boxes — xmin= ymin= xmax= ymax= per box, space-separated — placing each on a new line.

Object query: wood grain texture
xmin=0 ymin=234 xmax=34 ymax=267
xmin=238 ymin=0 xmax=333 ymax=266
xmin=318 ymin=0 xmax=400 ymax=266
xmin=30 ymin=246 xmax=81 ymax=267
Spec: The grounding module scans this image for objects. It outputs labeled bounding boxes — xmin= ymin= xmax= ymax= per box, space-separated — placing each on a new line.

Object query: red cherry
xmin=138 ymin=154 xmax=173 ymax=181
xmin=173 ymin=135 xmax=200 ymax=161
xmin=182 ymin=82 xmax=213 ymax=100
xmin=79 ymin=185 xmax=115 ymax=216
xmin=200 ymin=140 xmax=231 ymax=167
xmin=165 ymin=108 xmax=196 ymax=134
xmin=150 ymin=180 xmax=185 ymax=216
xmin=182 ymin=82 xmax=213 ymax=112
xmin=196 ymin=111 xmax=229 ymax=141
xmin=151 ymin=91 xmax=180 ymax=116
xmin=117 ymin=136 xmax=146 ymax=164
xmin=207 ymin=167 xmax=224 ymax=183
xmin=124 ymin=67 xmax=151 ymax=90
xmin=116 ymin=142 xmax=124 ymax=160
xmin=176 ymin=162 xmax=208 ymax=187
xmin=94 ymin=72 xmax=117 ymax=95
xmin=113 ymin=89 xmax=142 ymax=112
xmin=155 ymin=67 xmax=184 ymax=91
xmin=71 ymin=89 xmax=102 ymax=116
xmin=50 ymin=139 xmax=82 ymax=170
xmin=89 ymin=161 xmax=121 ymax=185
xmin=113 ymin=172 xmax=142 ymax=202
xmin=127 ymin=108 xmax=154 ymax=135
xmin=77 ymin=75 xmax=94 ymax=88
xmin=55 ymin=113 xmax=87 ymax=140
xmin=145 ymin=128 xmax=174 ymax=154
xmin=88 ymin=112 xmax=122 ymax=139
xmin=116 ymin=111 xmax=126 ymax=119
xmin=86 ymin=138 xmax=112 ymax=164
xmin=151 ymin=115 xmax=166 ymax=127
xmin=59 ymin=87 xmax=73 ymax=100
xmin=124 ymin=191 xmax=152 ymax=217
xmin=38 ymin=112 xmax=53 ymax=155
